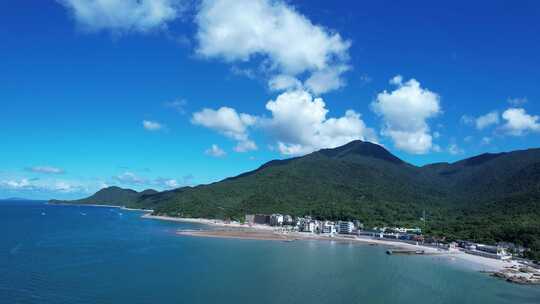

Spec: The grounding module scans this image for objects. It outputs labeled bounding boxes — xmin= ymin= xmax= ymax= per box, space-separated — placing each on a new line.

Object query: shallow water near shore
xmin=1 ymin=201 xmax=539 ymax=304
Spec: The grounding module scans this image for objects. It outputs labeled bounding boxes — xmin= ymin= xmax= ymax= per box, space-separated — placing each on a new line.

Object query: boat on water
xmin=387 ymin=249 xmax=425 ymax=255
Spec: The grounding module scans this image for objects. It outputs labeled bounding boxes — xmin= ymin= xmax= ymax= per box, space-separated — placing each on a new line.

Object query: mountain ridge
xmin=51 ymin=140 xmax=540 ymax=260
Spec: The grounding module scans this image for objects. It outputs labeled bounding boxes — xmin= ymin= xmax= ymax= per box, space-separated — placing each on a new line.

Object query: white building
xmin=321 ymin=221 xmax=336 ymax=234
xmin=299 ymin=218 xmax=318 ymax=233
xmin=270 ymin=214 xmax=284 ymax=226
xmin=337 ymin=221 xmax=354 ymax=234
xmin=283 ymin=215 xmax=294 ymax=225
xmin=394 ymin=227 xmax=422 ymax=234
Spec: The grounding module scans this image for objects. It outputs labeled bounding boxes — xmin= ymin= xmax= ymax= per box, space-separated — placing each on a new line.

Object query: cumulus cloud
xmin=26 ymin=166 xmax=65 ymax=174
xmin=501 ymin=108 xmax=540 ymax=136
xmin=268 ymin=75 xmax=302 ymax=92
xmin=58 ymin=0 xmax=185 ymax=33
xmin=262 ymin=90 xmax=377 ymax=155
xmin=371 ymin=76 xmax=441 ymax=154
xmin=193 ymin=90 xmax=376 ymax=156
xmin=142 ymin=120 xmax=164 ymax=131
xmin=462 ymin=111 xmax=500 ymax=130
xmin=195 ymin=0 xmax=350 ymax=94
xmin=304 ymin=65 xmax=350 ymax=95
xmin=192 ymin=107 xmax=258 ymax=152
xmin=205 ymin=144 xmax=227 ymax=157
xmin=475 ymin=111 xmax=500 ymax=130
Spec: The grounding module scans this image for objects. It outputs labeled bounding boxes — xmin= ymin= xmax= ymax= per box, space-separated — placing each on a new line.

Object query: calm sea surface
xmin=1 ymin=200 xmax=539 ymax=304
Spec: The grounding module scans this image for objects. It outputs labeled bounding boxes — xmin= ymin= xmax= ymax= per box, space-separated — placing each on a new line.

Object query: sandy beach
xmin=142 ymin=214 xmax=522 ymax=273
xmin=141 ymin=214 xmax=273 ymax=230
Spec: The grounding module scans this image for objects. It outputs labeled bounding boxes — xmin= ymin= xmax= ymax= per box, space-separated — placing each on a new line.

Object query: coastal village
xmin=238 ymin=213 xmax=540 ymax=285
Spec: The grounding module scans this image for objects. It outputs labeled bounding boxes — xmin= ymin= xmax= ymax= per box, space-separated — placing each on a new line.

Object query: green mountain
xmin=52 ymin=140 xmax=540 ymax=260
xmin=50 ymin=186 xmax=158 ymax=208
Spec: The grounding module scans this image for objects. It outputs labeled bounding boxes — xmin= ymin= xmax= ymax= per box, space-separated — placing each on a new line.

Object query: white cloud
xmin=304 ymin=65 xmax=349 ymax=95
xmin=27 ymin=166 xmax=65 ymax=174
xmin=507 ymin=97 xmax=528 ymax=106
xmin=481 ymin=136 xmax=492 ymax=145
xmin=114 ymin=172 xmax=146 ymax=184
xmin=53 ymin=181 xmax=79 ymax=193
xmin=142 ymin=120 xmax=163 ymax=131
xmin=389 ymin=75 xmax=403 ymax=85
xmin=268 ymin=75 xmax=302 ymax=92
xmin=233 ymin=141 xmax=257 ymax=153
xmin=164 ymin=99 xmax=187 ymax=114
xmin=1 ymin=179 xmax=31 ymax=189
xmin=58 ymin=0 xmax=184 ymax=33
xmin=205 ymin=144 xmax=226 ymax=157
xmin=448 ymin=143 xmax=464 ymax=155
xmin=263 ymin=90 xmax=377 ymax=156
xmin=113 ymin=172 xmax=183 ymax=189
xmin=475 ymin=111 xmax=500 ymax=130
xmin=371 ymin=76 xmax=441 ymax=154
xmin=461 ymin=115 xmax=474 ymax=125
xmin=501 ymin=108 xmax=540 ymax=136
xmin=0 ymin=178 xmax=87 ymax=194
xmin=195 ymin=0 xmax=350 ymax=94
xmin=193 ymin=89 xmax=376 ymax=156
xmin=154 ymin=178 xmax=179 ymax=189
xmin=192 ymin=107 xmax=257 ymax=152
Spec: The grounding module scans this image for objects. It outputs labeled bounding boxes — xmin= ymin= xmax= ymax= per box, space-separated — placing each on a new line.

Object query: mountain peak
xmin=317 ymin=140 xmax=405 ymax=164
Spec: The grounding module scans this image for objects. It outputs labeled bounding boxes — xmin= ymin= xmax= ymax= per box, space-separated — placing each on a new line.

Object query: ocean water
xmin=1 ymin=201 xmax=539 ymax=304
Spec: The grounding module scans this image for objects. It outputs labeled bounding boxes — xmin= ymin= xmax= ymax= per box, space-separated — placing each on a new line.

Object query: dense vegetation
xmin=50 ymin=186 xmax=158 ymax=207
xmin=53 ymin=141 xmax=540 ymax=261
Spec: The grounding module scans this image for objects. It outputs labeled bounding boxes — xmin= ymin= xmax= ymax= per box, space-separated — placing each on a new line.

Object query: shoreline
xmin=142 ymin=214 xmax=518 ymax=273
xmin=141 ymin=214 xmax=273 ymax=230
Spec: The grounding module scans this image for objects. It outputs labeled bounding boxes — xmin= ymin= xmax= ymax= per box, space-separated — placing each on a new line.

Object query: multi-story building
xmin=298 ymin=218 xmax=318 ymax=233
xmin=337 ymin=221 xmax=354 ymax=234
xmin=321 ymin=221 xmax=336 ymax=234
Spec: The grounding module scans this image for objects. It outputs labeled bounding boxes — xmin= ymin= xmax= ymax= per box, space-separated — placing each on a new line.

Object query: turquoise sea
xmin=1 ymin=200 xmax=539 ymax=304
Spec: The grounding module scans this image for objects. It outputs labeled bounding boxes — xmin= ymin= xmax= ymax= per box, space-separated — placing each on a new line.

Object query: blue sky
xmin=1 ymin=0 xmax=539 ymax=199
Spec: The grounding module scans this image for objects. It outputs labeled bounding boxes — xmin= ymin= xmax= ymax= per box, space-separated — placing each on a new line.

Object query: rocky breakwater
xmin=493 ymin=265 xmax=540 ymax=285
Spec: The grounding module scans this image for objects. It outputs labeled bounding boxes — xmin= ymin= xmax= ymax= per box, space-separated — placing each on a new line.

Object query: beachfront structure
xmin=393 ymin=227 xmax=422 ymax=234
xmin=270 ymin=214 xmax=284 ymax=226
xmin=321 ymin=221 xmax=337 ymax=234
xmin=283 ymin=215 xmax=294 ymax=225
xmin=465 ymin=246 xmax=511 ymax=260
xmin=337 ymin=221 xmax=354 ymax=234
xmin=298 ymin=218 xmax=319 ymax=233
xmin=253 ymin=214 xmax=271 ymax=225
xmin=245 ymin=214 xmax=255 ymax=224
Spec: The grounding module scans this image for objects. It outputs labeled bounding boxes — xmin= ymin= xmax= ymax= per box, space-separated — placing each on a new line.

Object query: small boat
xmin=387 ymin=249 xmax=425 ymax=255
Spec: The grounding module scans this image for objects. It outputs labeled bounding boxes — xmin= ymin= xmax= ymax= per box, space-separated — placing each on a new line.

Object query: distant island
xmin=51 ymin=140 xmax=540 ymax=262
